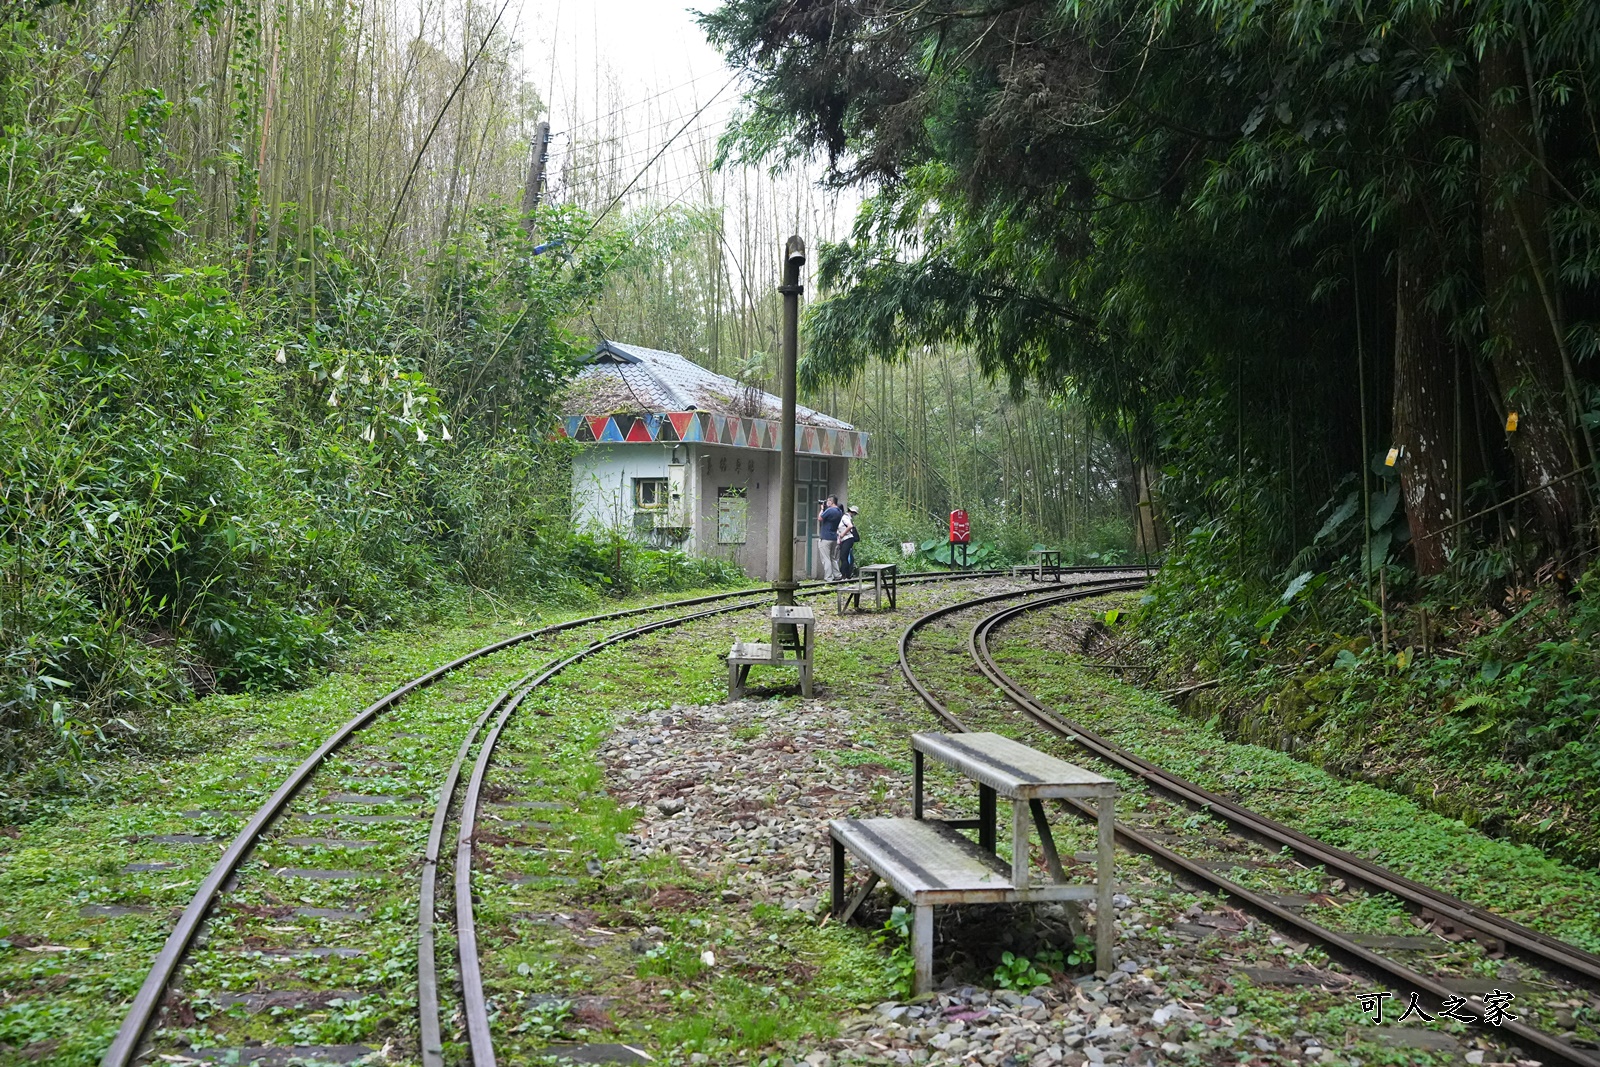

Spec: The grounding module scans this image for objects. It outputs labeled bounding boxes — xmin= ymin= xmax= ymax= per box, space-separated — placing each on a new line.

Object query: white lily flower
xmin=327 ymin=390 xmax=339 ymax=407
xmin=361 ymin=424 xmax=375 ymax=442
xmin=440 ymin=424 xmax=452 ymax=442
xmin=332 ymin=364 xmax=345 ymax=381
xmin=274 ymin=348 xmax=287 ymax=364
xmin=416 ymin=426 xmax=428 ymax=443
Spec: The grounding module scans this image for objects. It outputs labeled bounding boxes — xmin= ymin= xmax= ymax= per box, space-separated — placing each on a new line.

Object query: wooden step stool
xmin=728 ymin=605 xmax=814 ymax=698
xmin=836 ymin=563 xmax=898 ymax=614
xmin=829 ymin=731 xmax=1118 ymax=993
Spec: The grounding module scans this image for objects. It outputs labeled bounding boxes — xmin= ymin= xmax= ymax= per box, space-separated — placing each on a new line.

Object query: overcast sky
xmin=516 ymin=0 xmax=739 ymax=166
xmin=505 ymin=0 xmax=855 ymax=281
xmin=520 ymin=0 xmax=728 ymax=105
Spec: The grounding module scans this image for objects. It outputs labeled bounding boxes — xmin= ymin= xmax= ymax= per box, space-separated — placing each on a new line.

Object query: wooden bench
xmin=834 ymin=581 xmax=867 ymax=613
xmin=1026 ymin=548 xmax=1062 ymax=582
xmin=728 ymin=605 xmax=814 ymax=698
xmin=835 ymin=563 xmax=898 ymax=614
xmin=829 ymin=731 xmax=1118 ymax=993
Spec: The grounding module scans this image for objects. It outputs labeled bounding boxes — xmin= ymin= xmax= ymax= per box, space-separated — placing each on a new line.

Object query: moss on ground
xmin=6 ymin=579 xmax=1599 ymax=1066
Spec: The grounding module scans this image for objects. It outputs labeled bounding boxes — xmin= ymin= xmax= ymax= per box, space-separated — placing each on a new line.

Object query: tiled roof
xmin=561 ymin=340 xmax=854 ymax=430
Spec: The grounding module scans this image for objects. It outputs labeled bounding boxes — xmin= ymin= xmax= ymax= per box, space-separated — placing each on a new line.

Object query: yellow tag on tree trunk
xmin=1505 ymin=412 xmax=1519 ymax=431
xmin=1385 ymin=447 xmax=1399 ymax=467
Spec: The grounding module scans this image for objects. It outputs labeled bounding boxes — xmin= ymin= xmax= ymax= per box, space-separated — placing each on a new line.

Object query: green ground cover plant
xmin=7 ymin=576 xmax=1598 ymax=1064
xmin=435 ymin=593 xmax=931 ymax=1063
xmin=996 ymin=594 xmax=1600 ymax=957
xmin=0 ymin=587 xmax=753 ymax=1065
xmin=1134 ymin=527 xmax=1600 ymax=864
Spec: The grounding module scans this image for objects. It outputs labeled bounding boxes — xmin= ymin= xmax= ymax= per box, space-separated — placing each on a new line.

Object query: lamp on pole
xmin=775 ymin=235 xmax=805 ymax=606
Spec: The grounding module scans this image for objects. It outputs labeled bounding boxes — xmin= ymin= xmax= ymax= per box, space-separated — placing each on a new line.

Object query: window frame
xmin=634 ymin=476 xmax=668 ymax=510
xmin=717 ymin=485 xmax=748 ymax=544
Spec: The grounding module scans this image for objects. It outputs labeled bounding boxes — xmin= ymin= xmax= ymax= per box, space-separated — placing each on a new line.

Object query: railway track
xmin=898 ymin=582 xmax=1600 ymax=1067
xmin=102 ymin=566 xmax=1142 ymax=1066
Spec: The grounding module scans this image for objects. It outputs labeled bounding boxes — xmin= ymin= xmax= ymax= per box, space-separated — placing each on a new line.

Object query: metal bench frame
xmin=835 ymin=563 xmax=898 ymax=614
xmin=1026 ymin=548 xmax=1063 ymax=582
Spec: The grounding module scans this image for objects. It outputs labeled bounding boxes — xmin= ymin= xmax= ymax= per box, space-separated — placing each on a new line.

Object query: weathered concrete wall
xmin=691 ymin=445 xmax=773 ymax=578
xmin=571 ymin=445 xmax=669 ymax=533
xmin=572 ymin=443 xmax=852 ymax=581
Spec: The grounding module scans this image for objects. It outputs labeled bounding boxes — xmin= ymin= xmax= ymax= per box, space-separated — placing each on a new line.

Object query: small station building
xmin=557 ymin=341 xmax=869 ymax=580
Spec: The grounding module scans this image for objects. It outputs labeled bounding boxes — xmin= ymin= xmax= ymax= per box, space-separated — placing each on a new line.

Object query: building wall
xmin=571 ymin=442 xmax=851 ymax=581
xmin=691 ymin=445 xmax=774 ymax=577
xmin=571 ymin=445 xmax=672 ymax=532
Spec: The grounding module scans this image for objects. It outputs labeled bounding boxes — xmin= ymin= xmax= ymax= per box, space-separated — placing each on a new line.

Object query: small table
xmin=728 ymin=606 xmax=814 ymax=698
xmin=1027 ymin=548 xmax=1062 ymax=582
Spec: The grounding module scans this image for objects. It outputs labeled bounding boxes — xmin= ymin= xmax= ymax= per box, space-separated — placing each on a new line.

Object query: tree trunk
xmin=1135 ymin=463 xmax=1163 ymax=557
xmin=1478 ymin=41 xmax=1584 ymax=550
xmin=1393 ymin=245 xmax=1459 ymax=575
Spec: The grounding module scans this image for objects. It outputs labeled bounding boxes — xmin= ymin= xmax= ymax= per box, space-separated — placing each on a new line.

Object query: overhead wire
xmin=578 ymin=73 xmax=740 ymax=240
xmin=551 ymin=106 xmax=736 ymax=171
xmin=552 ymin=93 xmax=739 ymax=149
xmin=556 ymin=131 xmax=727 ymax=180
xmin=553 ymin=131 xmax=729 ymax=195
xmin=553 ymin=68 xmax=730 ymax=135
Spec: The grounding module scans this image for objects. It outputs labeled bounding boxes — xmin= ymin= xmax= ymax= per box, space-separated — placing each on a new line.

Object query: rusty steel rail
xmin=447 ymin=596 xmax=769 ymax=1067
xmin=439 ymin=570 xmax=1147 ymax=1065
xmin=418 ymin=666 xmax=550 ymax=1067
xmin=104 ymin=565 xmax=1120 ymax=1066
xmin=896 ymin=573 xmax=1152 ymax=713
xmin=969 ymin=593 xmax=1600 ymax=988
xmin=896 ymin=583 xmax=1600 ymax=1067
xmin=103 ymin=583 xmax=823 ymax=1067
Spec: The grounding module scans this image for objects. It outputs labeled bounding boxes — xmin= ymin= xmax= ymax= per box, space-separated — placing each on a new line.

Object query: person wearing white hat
xmin=838 ymin=505 xmax=861 ymax=580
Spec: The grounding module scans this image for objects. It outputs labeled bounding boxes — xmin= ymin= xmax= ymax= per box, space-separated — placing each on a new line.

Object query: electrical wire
xmin=553 ymin=68 xmax=730 ymax=135
xmin=578 ymin=73 xmax=740 ymax=241
xmin=553 ymin=96 xmax=739 ymax=154
xmin=552 ymin=130 xmax=728 ymax=190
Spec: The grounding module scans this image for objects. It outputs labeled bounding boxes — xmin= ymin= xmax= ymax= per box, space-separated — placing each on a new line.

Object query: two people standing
xmin=816 ymin=497 xmax=862 ymax=581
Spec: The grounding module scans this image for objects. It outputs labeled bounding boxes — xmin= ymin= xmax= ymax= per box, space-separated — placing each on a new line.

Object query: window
xmin=634 ymin=477 xmax=668 ymax=509
xmin=717 ymin=486 xmax=748 ymax=544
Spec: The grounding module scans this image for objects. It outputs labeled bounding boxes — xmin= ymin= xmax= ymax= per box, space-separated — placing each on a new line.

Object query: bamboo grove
xmin=0 ymin=0 xmax=647 ymax=786
xmin=0 ymin=0 xmax=1135 ymax=793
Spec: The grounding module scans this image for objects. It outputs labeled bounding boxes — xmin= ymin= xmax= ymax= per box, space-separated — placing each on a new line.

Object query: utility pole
xmin=521 ymin=120 xmax=551 ymax=233
xmin=776 ymin=235 xmax=805 ymax=606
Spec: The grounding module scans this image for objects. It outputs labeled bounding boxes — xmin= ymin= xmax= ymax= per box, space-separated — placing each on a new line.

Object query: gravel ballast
xmin=597 ymin=691 xmax=1513 ymax=1067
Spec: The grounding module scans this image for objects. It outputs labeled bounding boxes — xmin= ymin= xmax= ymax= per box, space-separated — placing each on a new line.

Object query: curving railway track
xmin=898 ymin=582 xmax=1600 ymax=1067
xmin=102 ymin=567 xmax=1144 ymax=1067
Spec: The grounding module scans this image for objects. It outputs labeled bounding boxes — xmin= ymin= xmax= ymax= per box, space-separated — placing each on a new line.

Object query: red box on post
xmin=949 ymin=509 xmax=970 ymax=545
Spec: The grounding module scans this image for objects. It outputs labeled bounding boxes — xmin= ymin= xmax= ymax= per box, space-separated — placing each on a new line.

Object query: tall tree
xmin=700 ymin=0 xmax=1600 ymax=572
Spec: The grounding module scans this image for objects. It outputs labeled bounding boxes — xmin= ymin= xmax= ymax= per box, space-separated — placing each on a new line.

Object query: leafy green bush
xmin=0 ymin=10 xmax=745 ymax=814
xmin=1133 ymin=520 xmax=1600 ymax=862
xmin=876 ymin=906 xmax=918 ymax=996
xmin=991 ymin=951 xmax=1051 ymax=991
